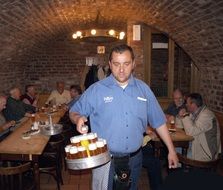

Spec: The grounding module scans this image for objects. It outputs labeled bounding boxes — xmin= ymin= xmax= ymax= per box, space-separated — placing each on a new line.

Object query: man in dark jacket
xmin=3 ymin=87 xmax=36 ymax=121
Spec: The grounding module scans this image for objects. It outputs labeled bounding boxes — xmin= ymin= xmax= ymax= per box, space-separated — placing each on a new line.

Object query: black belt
xmin=111 ymin=147 xmax=141 ymax=158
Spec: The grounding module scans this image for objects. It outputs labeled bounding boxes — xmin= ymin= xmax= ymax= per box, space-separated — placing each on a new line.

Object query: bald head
xmin=0 ymin=96 xmax=7 ymax=112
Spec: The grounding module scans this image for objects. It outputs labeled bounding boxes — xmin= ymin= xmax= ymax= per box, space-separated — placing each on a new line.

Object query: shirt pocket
xmin=130 ymin=96 xmax=148 ymax=121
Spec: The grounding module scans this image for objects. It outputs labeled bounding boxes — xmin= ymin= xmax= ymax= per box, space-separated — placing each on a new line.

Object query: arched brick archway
xmin=0 ymin=0 xmax=222 ymax=111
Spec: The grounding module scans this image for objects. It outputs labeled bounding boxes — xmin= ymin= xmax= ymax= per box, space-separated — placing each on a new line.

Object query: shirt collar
xmin=105 ymin=74 xmax=135 ymax=87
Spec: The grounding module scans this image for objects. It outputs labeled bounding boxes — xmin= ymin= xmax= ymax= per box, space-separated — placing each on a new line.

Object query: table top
xmin=153 ymin=128 xmax=194 ymax=142
xmin=0 ymin=108 xmax=66 ymax=156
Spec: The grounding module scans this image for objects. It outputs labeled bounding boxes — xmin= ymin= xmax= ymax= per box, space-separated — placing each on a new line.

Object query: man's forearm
xmin=156 ymin=124 xmax=176 ymax=153
xmin=69 ymin=112 xmax=81 ymax=124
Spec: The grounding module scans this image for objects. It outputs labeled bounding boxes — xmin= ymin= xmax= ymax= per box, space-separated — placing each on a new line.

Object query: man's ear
xmin=109 ymin=61 xmax=112 ymax=68
xmin=133 ymin=60 xmax=136 ymax=69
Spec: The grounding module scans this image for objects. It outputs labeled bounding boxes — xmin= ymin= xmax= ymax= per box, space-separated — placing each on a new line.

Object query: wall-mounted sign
xmin=97 ymin=46 xmax=105 ymax=54
xmin=133 ymin=25 xmax=141 ymax=41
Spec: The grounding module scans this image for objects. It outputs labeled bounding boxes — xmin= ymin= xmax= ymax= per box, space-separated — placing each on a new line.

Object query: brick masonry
xmin=0 ymin=0 xmax=222 ymax=111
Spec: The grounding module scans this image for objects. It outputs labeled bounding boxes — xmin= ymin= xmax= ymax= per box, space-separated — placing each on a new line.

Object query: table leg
xmin=182 ymin=148 xmax=187 ymax=156
xmin=33 ymin=161 xmax=40 ymax=190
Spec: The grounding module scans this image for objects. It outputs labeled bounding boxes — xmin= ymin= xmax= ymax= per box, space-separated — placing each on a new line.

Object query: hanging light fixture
xmin=72 ymin=11 xmax=125 ymax=41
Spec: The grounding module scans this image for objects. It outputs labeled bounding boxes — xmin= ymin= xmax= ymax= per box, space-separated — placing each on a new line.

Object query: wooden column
xmin=168 ymin=39 xmax=175 ymax=98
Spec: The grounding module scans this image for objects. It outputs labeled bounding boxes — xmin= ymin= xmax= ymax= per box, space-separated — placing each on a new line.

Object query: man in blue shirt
xmin=70 ymin=44 xmax=178 ymax=190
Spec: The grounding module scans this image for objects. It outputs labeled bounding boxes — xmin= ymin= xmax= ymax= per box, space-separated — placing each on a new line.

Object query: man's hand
xmin=168 ymin=151 xmax=179 ymax=169
xmin=76 ymin=116 xmax=88 ymax=134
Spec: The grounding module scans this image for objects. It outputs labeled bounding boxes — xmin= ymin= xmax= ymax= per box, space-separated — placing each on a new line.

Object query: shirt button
xmin=126 ymin=137 xmax=128 ymax=139
xmin=125 ymin=112 xmax=128 ymax=115
xmin=126 ymin=125 xmax=128 ymax=127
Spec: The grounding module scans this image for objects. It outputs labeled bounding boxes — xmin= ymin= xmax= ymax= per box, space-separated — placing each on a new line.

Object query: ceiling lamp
xmin=72 ymin=11 xmax=125 ymax=41
xmin=72 ymin=29 xmax=125 ymax=40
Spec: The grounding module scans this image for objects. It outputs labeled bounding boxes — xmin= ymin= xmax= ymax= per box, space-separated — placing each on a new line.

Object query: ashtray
xmin=40 ymin=124 xmax=63 ymax=136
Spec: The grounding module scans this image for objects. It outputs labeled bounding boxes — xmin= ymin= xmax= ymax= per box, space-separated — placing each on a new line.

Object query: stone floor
xmin=40 ymin=167 xmax=151 ymax=190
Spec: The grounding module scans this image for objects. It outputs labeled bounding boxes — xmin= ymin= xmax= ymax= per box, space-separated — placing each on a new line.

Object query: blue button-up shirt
xmin=70 ymin=74 xmax=166 ymax=153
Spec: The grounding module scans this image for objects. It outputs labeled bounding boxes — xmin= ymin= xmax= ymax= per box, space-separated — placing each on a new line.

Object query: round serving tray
xmin=66 ymin=151 xmax=111 ymax=170
xmin=40 ymin=124 xmax=63 ymax=136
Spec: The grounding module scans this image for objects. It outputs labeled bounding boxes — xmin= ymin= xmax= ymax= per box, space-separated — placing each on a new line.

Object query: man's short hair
xmin=25 ymin=85 xmax=34 ymax=92
xmin=188 ymin=93 xmax=203 ymax=107
xmin=70 ymin=85 xmax=82 ymax=95
xmin=109 ymin=44 xmax=135 ymax=61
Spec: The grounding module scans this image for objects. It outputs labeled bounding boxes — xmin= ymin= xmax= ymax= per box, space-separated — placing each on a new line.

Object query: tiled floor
xmin=40 ymin=167 xmax=151 ymax=190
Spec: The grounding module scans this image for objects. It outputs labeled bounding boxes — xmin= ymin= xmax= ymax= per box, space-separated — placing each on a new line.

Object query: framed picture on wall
xmin=97 ymin=46 xmax=105 ymax=54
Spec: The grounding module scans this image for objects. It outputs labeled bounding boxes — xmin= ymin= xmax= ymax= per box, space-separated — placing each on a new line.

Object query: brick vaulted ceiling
xmin=0 ymin=0 xmax=223 ymax=68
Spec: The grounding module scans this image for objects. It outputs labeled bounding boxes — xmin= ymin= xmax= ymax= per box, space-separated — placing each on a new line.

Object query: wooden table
xmin=0 ymin=108 xmax=66 ymax=190
xmin=152 ymin=128 xmax=194 ymax=157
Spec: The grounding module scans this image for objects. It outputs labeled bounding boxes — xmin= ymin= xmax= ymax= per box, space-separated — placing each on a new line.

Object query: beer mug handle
xmin=81 ymin=124 xmax=88 ymax=133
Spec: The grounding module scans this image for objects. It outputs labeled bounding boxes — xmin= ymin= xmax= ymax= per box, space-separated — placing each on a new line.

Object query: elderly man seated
xmin=164 ymin=89 xmax=186 ymax=123
xmin=46 ymin=81 xmax=71 ymax=106
xmin=3 ymin=87 xmax=36 ymax=121
xmin=0 ymin=95 xmax=15 ymax=133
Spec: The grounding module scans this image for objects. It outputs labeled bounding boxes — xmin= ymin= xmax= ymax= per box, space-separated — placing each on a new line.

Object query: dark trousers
xmin=108 ymin=150 xmax=142 ymax=190
xmin=142 ymin=144 xmax=163 ymax=190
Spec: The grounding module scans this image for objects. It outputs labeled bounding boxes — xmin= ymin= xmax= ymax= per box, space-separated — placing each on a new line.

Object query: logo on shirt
xmin=104 ymin=96 xmax=113 ymax=103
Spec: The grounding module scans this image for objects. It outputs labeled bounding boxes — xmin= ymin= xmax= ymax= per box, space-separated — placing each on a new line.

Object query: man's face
xmin=0 ymin=97 xmax=6 ymax=111
xmin=173 ymin=92 xmax=183 ymax=107
xmin=57 ymin=83 xmax=64 ymax=94
xmin=13 ymin=89 xmax=21 ymax=100
xmin=186 ymin=97 xmax=195 ymax=113
xmin=109 ymin=50 xmax=135 ymax=86
xmin=70 ymin=89 xmax=78 ymax=99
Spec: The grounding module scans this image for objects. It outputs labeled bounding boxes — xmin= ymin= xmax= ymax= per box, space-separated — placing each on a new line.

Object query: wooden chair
xmin=39 ymin=135 xmax=65 ymax=190
xmin=177 ymin=153 xmax=220 ymax=172
xmin=0 ymin=162 xmax=35 ymax=190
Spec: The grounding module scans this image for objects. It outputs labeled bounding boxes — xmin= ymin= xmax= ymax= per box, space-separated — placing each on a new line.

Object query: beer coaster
xmin=22 ymin=133 xmax=31 ymax=140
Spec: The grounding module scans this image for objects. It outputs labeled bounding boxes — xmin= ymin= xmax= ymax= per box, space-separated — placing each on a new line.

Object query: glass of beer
xmin=31 ymin=114 xmax=36 ymax=123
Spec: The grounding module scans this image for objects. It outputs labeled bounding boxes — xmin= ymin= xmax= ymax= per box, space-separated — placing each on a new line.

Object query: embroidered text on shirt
xmin=104 ymin=96 xmax=114 ymax=103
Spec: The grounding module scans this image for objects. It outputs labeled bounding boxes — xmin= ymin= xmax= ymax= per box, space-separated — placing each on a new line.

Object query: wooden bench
xmin=214 ymin=111 xmax=223 ymax=176
xmin=214 ymin=111 xmax=223 ymax=150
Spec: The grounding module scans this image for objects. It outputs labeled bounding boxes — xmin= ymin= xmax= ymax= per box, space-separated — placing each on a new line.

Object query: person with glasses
xmin=177 ymin=93 xmax=221 ymax=161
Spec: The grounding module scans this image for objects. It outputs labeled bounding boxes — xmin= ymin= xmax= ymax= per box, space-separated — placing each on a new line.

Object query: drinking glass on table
xmin=31 ymin=114 xmax=36 ymax=123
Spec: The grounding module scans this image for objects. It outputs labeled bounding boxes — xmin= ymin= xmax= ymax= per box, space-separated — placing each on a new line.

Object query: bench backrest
xmin=214 ymin=111 xmax=223 ymax=150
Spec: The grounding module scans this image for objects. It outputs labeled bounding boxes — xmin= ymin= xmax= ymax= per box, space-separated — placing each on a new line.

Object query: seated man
xmin=164 ymin=89 xmax=186 ymax=123
xmin=0 ymin=95 xmax=15 ymax=133
xmin=46 ymin=81 xmax=71 ymax=106
xmin=177 ymin=93 xmax=221 ymax=161
xmin=21 ymin=85 xmax=39 ymax=107
xmin=3 ymin=87 xmax=36 ymax=121
xmin=67 ymin=84 xmax=82 ymax=109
